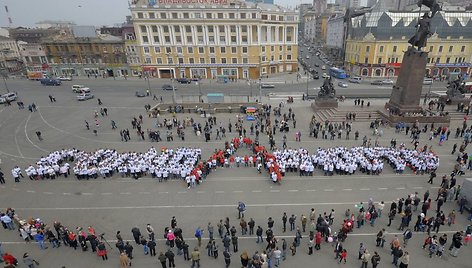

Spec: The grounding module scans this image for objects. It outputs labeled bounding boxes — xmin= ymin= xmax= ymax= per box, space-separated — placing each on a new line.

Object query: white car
xmin=321 ymin=65 xmax=326 ymax=70
xmin=77 ymin=92 xmax=94 ymax=101
xmin=381 ymin=79 xmax=394 ymax=85
xmin=58 ymin=76 xmax=72 ymax=81
xmin=322 ymin=73 xmax=330 ymax=78
xmin=0 ymin=92 xmax=18 ymax=103
xmin=338 ymin=82 xmax=348 ymax=88
xmin=261 ymin=84 xmax=275 ymax=89
xmin=306 ymin=55 xmax=310 ymax=59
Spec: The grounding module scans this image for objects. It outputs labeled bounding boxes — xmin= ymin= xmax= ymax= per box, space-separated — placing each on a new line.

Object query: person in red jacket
xmin=2 ymin=252 xmax=18 ymax=266
xmin=315 ymin=231 xmax=322 ymax=250
xmin=339 ymin=249 xmax=347 ymax=264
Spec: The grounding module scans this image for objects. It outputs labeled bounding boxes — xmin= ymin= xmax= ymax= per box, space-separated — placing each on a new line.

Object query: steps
xmin=313 ymin=108 xmax=382 ymax=122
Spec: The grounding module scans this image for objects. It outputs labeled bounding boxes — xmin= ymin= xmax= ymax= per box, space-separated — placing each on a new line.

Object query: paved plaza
xmin=0 ymin=78 xmax=470 ymax=267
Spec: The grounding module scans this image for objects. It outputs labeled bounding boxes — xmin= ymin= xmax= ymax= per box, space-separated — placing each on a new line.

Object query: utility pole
xmin=258 ymin=55 xmax=262 ymax=103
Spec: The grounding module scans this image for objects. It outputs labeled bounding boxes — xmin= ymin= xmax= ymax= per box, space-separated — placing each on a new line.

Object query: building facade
xmin=304 ymin=11 xmax=317 ymax=44
xmin=326 ymin=15 xmax=344 ymax=49
xmin=17 ymin=41 xmax=49 ymax=72
xmin=344 ymin=11 xmax=472 ymax=78
xmin=0 ymin=36 xmax=23 ymax=73
xmin=130 ymin=0 xmax=298 ymax=79
xmin=42 ymin=35 xmax=128 ymax=77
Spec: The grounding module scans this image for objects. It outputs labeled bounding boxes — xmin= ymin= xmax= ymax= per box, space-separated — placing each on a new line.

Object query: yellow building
xmin=130 ymin=0 xmax=298 ymax=79
xmin=344 ymin=11 xmax=472 ymax=78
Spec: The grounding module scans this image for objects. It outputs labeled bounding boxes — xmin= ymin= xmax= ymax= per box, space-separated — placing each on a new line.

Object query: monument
xmin=439 ymin=74 xmax=470 ymax=105
xmin=382 ymin=0 xmax=450 ymax=125
xmin=312 ymin=76 xmax=338 ymax=110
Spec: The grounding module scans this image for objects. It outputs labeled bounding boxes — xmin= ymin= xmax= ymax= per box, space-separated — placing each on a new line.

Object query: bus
xmin=329 ymin=67 xmax=347 ymax=79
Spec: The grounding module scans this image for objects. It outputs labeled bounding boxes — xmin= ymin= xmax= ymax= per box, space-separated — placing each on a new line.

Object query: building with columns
xmin=130 ymin=0 xmax=298 ymax=80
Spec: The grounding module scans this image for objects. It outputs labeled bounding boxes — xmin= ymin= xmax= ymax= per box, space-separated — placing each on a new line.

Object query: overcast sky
xmin=1 ymin=0 xmax=366 ymax=28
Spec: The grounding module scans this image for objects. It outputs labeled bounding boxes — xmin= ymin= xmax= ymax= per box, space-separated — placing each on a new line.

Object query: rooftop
xmin=130 ymin=0 xmax=295 ymax=12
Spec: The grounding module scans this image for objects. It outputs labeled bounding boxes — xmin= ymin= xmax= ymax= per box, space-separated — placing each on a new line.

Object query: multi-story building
xmin=42 ymin=34 xmax=128 ymax=77
xmin=313 ymin=0 xmax=327 ymax=15
xmin=130 ymin=0 xmax=298 ymax=79
xmin=304 ymin=11 xmax=317 ymax=44
xmin=246 ymin=0 xmax=274 ymax=4
xmin=0 ymin=36 xmax=23 ymax=73
xmin=344 ymin=10 xmax=472 ymax=78
xmin=17 ymin=41 xmax=49 ymax=72
xmin=298 ymin=3 xmax=313 ymax=42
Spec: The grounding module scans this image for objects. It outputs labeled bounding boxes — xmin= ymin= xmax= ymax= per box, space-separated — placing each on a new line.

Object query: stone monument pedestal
xmin=386 ymin=47 xmax=427 ymax=114
xmin=311 ymin=98 xmax=338 ymax=111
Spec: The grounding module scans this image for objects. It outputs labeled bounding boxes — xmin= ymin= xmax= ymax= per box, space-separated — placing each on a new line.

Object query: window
xmin=140 ymin=26 xmax=147 ymax=33
xmin=137 ymin=12 xmax=143 ymax=19
xmin=241 ymin=13 xmax=246 ymax=19
xmin=210 ymin=57 xmax=216 ymax=64
xmin=149 ymin=13 xmax=155 ymax=19
xmin=152 ymin=26 xmax=158 ymax=33
xmin=176 ymin=47 xmax=183 ymax=54
xmin=188 ymin=47 xmax=193 ymax=54
xmin=461 ymin=46 xmax=466 ymax=52
xmin=231 ymin=47 xmax=237 ymax=54
xmin=142 ymin=36 xmax=149 ymax=43
xmin=449 ymin=46 xmax=453 ymax=53
xmin=187 ymin=36 xmax=193 ymax=43
xmin=279 ymin=55 xmax=282 ymax=61
xmin=220 ymin=47 xmax=226 ymax=53
xmin=230 ymin=26 xmax=236 ymax=33
xmin=209 ymin=47 xmax=215 ymax=54
xmin=279 ymin=46 xmax=282 ymax=51
xmin=271 ymin=46 xmax=274 ymax=52
xmin=435 ymin=57 xmax=440 ymax=63
xmin=229 ymin=13 xmax=235 ymax=19
xmin=242 ymin=47 xmax=248 ymax=53
xmin=252 ymin=13 xmax=257 ymax=19
xmin=145 ymin=57 xmax=151 ymax=64
xmin=217 ymin=13 xmax=224 ymax=19
xmin=261 ymin=46 xmax=265 ymax=53
xmin=194 ymin=13 xmax=201 ymax=19
xmin=183 ymin=13 xmax=189 ymax=19
xmin=364 ymin=57 xmax=368 ymax=64
xmin=221 ymin=58 xmax=227 ymax=64
xmin=439 ymin=46 xmax=443 ymax=52
xmin=164 ymin=36 xmax=171 ymax=43
xmin=172 ymin=13 xmax=178 ymax=19
xmin=208 ymin=26 xmax=214 ymax=33
xmin=197 ymin=26 xmax=203 ymax=33
xmin=176 ymin=36 xmax=182 ymax=43
xmin=242 ymin=36 xmax=247 ymax=43
xmin=219 ymin=36 xmax=226 ymax=43
xmin=160 ymin=13 xmax=167 ymax=19
xmin=185 ymin=26 xmax=191 ymax=33
xmin=197 ymin=36 xmax=204 ymax=44
xmin=143 ymin=47 xmax=150 ymax=54
xmin=219 ymin=26 xmax=225 ymax=33
xmin=231 ymin=36 xmax=237 ymax=43
xmin=156 ymin=58 xmax=162 ymax=64
xmin=200 ymin=58 xmax=205 ymax=64
xmin=366 ymin=46 xmax=370 ymax=52
xmin=188 ymin=58 xmax=194 ymax=64
xmin=287 ymin=45 xmax=292 ymax=51
xmin=206 ymin=13 xmax=212 ymax=19
xmin=242 ymin=57 xmax=248 ymax=63
xmin=232 ymin=58 xmax=237 ymax=64
xmin=167 ymin=57 xmax=173 ymax=64
xmin=377 ymin=57 xmax=382 ymax=64
xmin=165 ymin=47 xmax=171 ymax=53
xmin=379 ymin=46 xmax=384 ymax=53
xmin=393 ymin=46 xmax=397 ymax=53
xmin=446 ymin=57 xmax=450 ymax=63
xmin=261 ymin=56 xmax=266 ymax=62
xmin=154 ymin=47 xmax=160 ymax=53
xmin=163 ymin=26 xmax=169 ymax=33
xmin=174 ymin=26 xmax=180 ymax=33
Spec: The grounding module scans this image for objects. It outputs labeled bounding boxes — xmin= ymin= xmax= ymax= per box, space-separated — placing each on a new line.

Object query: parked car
xmin=72 ymin=85 xmax=86 ymax=93
xmin=0 ymin=92 xmax=18 ymax=103
xmin=314 ymin=63 xmax=320 ymax=67
xmin=371 ymin=80 xmax=384 ymax=85
xmin=57 ymin=76 xmax=72 ymax=81
xmin=322 ymin=73 xmax=330 ymax=79
xmin=381 ymin=79 xmax=394 ymax=85
xmin=321 ymin=65 xmax=326 ymax=70
xmin=338 ymin=82 xmax=348 ymax=88
xmin=348 ymin=77 xmax=362 ymax=83
xmin=40 ymin=78 xmax=61 ymax=86
xmin=76 ymin=87 xmax=91 ymax=94
xmin=306 ymin=55 xmax=310 ymax=59
xmin=423 ymin=78 xmax=433 ymax=85
xmin=135 ymin=91 xmax=146 ymax=97
xmin=261 ymin=84 xmax=275 ymax=89
xmin=313 ymin=74 xmax=320 ymax=79
xmin=176 ymin=78 xmax=191 ymax=84
xmin=162 ymin=84 xmax=177 ymax=91
xmin=77 ymin=92 xmax=94 ymax=101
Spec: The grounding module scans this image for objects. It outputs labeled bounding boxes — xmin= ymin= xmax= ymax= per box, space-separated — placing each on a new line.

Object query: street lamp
xmin=258 ymin=55 xmax=262 ymax=103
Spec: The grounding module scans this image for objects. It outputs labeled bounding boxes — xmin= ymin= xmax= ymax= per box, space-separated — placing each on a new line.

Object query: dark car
xmin=314 ymin=63 xmax=320 ymax=67
xmin=162 ymin=84 xmax=176 ymax=91
xmin=40 ymin=78 xmax=61 ymax=86
xmin=371 ymin=80 xmax=384 ymax=85
xmin=176 ymin=78 xmax=191 ymax=84
xmin=313 ymin=74 xmax=320 ymax=79
xmin=135 ymin=91 xmax=146 ymax=97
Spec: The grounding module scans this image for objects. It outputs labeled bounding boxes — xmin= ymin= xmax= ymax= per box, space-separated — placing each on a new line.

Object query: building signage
xmin=434 ymin=63 xmax=471 ymax=68
xmin=158 ymin=0 xmax=229 ymax=5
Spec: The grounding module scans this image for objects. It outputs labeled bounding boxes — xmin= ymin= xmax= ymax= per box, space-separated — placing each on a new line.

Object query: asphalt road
xmin=0 ymin=80 xmax=469 ymax=268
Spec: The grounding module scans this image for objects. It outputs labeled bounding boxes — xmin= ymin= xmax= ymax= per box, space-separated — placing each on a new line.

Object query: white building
xmin=17 ymin=41 xmax=48 ymax=71
xmin=0 ymin=36 xmax=22 ymax=72
xmin=304 ymin=11 xmax=316 ymax=43
xmin=326 ymin=15 xmax=344 ymax=49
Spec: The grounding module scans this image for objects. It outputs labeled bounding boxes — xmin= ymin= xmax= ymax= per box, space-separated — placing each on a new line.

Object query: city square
xmin=1 ymin=0 xmax=472 ymax=267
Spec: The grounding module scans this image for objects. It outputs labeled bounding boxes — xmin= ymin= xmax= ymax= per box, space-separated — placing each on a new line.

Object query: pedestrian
xmin=308 ymin=237 xmax=314 ymax=255
xmin=158 ymin=252 xmax=167 ymax=268
xmin=182 ymin=241 xmax=190 ymax=260
xmin=22 ymin=253 xmax=38 ymax=268
xmin=148 ymin=239 xmax=156 ymax=256
xmin=339 ymin=249 xmax=347 ymax=264
xmin=289 ymin=239 xmax=296 ymax=256
xmin=371 ymin=251 xmax=381 ymax=268
xmin=211 ymin=240 xmax=218 ymax=258
xmin=403 ymin=228 xmax=412 ymax=246
xmin=97 ymin=241 xmax=108 ymax=260
xmin=191 ymin=247 xmax=201 ymax=268
xmin=124 ymin=241 xmax=133 ymax=259
xmin=240 ymin=250 xmax=249 ymax=267
xmin=35 ymin=131 xmax=42 ymax=141
xmin=399 ymin=251 xmax=409 ymax=268
xmin=119 ymin=252 xmax=131 ymax=268
xmin=282 ymin=212 xmax=287 ymax=232
xmin=131 ymin=226 xmax=141 ymax=244
xmin=232 ymin=235 xmax=239 ymax=252
xmin=361 ymin=249 xmax=370 ymax=268
xmin=0 ymin=168 xmax=5 ymax=184
xmin=358 ymin=243 xmax=365 ymax=259
xmin=223 ymin=250 xmax=231 ymax=268
xmin=165 ymin=249 xmax=175 ymax=268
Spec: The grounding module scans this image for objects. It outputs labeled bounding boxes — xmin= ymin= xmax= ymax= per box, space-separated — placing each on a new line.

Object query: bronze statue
xmin=446 ymin=74 xmax=466 ymax=98
xmin=318 ymin=76 xmax=336 ymax=98
xmin=408 ymin=12 xmax=432 ymax=51
xmin=417 ymin=0 xmax=441 ymax=18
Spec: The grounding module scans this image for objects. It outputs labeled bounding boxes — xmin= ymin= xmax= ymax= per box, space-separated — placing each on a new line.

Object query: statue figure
xmin=318 ymin=76 xmax=336 ymax=98
xmin=408 ymin=12 xmax=432 ymax=51
xmin=446 ymin=75 xmax=466 ymax=98
xmin=417 ymin=0 xmax=441 ymax=18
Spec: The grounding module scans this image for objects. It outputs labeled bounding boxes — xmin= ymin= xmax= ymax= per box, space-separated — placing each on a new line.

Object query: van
xmin=72 ymin=85 xmax=85 ymax=93
xmin=349 ymin=76 xmax=362 ymax=83
xmin=423 ymin=78 xmax=433 ymax=85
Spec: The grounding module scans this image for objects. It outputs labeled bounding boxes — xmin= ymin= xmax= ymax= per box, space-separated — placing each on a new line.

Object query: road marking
xmin=139 ymin=192 xmax=151 ymax=194
xmin=412 ymin=186 xmax=424 ymax=189
xmin=177 ymin=191 xmax=187 ymax=194
xmin=43 ymin=192 xmax=53 ymax=195
xmin=26 ymin=190 xmax=35 ymax=193
xmin=360 ymin=188 xmax=370 ymax=191
xmin=215 ymin=191 xmax=225 ymax=193
xmin=306 ymin=189 xmax=316 ymax=192
xmin=119 ymin=192 xmax=131 ymax=195
xmin=378 ymin=188 xmax=388 ymax=190
xmin=197 ymin=191 xmax=205 ymax=194
xmin=252 ymin=190 xmax=262 ymax=193
xmin=269 ymin=190 xmax=280 ymax=193
xmin=342 ymin=189 xmax=352 ymax=191
xmin=396 ymin=187 xmax=406 ymax=190
xmin=324 ymin=189 xmax=334 ymax=192
xmin=12 ymin=188 xmax=19 ymax=191
xmin=431 ymin=186 xmax=440 ymax=189
xmin=158 ymin=191 xmax=169 ymax=194
xmin=233 ymin=190 xmax=244 ymax=193
xmin=101 ymin=193 xmax=112 ymax=195
xmin=288 ymin=190 xmax=299 ymax=192
xmin=63 ymin=193 xmax=72 ymax=195
xmin=82 ymin=193 xmax=93 ymax=195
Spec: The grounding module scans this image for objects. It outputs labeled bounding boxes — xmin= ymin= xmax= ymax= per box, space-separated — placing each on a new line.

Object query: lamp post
xmin=306 ymin=73 xmax=310 ymax=98
xmin=258 ymin=55 xmax=262 ymax=103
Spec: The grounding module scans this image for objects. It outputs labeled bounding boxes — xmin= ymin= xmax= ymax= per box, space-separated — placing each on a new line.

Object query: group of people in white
xmin=16 ymin=147 xmax=202 ymax=181
xmin=269 ymin=145 xmax=439 ymax=176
